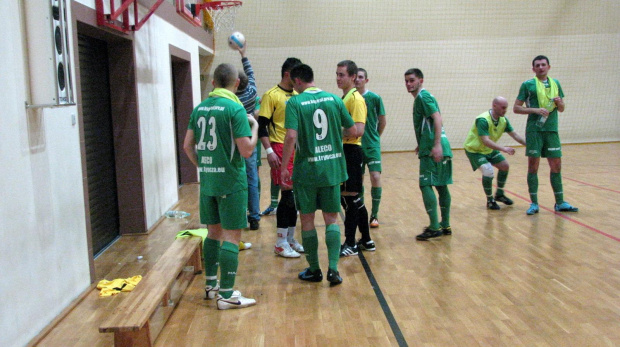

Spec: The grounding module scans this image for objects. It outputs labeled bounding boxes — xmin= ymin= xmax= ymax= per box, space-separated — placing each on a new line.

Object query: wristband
xmin=266 ymin=147 xmax=274 ymax=155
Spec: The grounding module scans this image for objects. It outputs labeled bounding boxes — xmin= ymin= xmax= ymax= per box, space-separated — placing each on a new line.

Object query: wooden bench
xmin=99 ymin=236 xmax=203 ymax=347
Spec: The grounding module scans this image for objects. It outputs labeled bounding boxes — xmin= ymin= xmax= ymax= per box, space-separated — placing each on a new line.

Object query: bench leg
xmin=114 ymin=321 xmax=152 ymax=347
xmin=190 ymin=245 xmax=203 ymax=274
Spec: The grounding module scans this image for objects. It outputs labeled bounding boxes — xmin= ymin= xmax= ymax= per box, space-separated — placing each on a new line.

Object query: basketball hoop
xmin=195 ymin=1 xmax=242 ymax=33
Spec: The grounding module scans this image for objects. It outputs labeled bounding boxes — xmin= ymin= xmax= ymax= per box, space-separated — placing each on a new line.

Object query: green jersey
xmin=463 ymin=111 xmax=514 ymax=154
xmin=361 ymin=90 xmax=385 ymax=149
xmin=188 ymin=96 xmax=251 ymax=196
xmin=412 ymin=89 xmax=452 ymax=158
xmin=284 ymin=87 xmax=354 ymax=187
xmin=517 ymin=78 xmax=564 ymax=133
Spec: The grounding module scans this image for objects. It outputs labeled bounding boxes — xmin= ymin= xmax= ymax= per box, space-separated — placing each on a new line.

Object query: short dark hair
xmin=532 ymin=55 xmax=550 ymax=67
xmin=290 ymin=64 xmax=314 ymax=83
xmin=237 ymin=70 xmax=248 ymax=93
xmin=213 ymin=63 xmax=237 ymax=88
xmin=404 ymin=68 xmax=423 ymax=79
xmin=358 ymin=68 xmax=368 ymax=79
xmin=281 ymin=58 xmax=302 ymax=78
xmin=337 ymin=60 xmax=358 ymax=77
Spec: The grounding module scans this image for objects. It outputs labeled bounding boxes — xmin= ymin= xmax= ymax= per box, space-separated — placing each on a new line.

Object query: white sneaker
xmin=289 ymin=239 xmax=304 ymax=253
xmin=239 ymin=241 xmax=252 ymax=250
xmin=216 ymin=290 xmax=256 ymax=310
xmin=205 ymin=283 xmax=219 ymax=300
xmin=274 ymin=242 xmax=301 ymax=258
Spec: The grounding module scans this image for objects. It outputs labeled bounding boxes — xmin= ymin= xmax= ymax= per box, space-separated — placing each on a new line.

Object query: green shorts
xmin=362 ymin=146 xmax=382 ymax=174
xmin=526 ymin=131 xmax=562 ymax=158
xmin=465 ymin=150 xmax=505 ymax=171
xmin=294 ymin=184 xmax=341 ymax=214
xmin=256 ymin=144 xmax=262 ymax=167
xmin=419 ymin=156 xmax=453 ymax=187
xmin=200 ymin=189 xmax=248 ymax=230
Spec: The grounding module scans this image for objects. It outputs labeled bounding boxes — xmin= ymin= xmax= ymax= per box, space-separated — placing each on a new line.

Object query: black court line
xmin=358 ymin=251 xmax=408 ymax=347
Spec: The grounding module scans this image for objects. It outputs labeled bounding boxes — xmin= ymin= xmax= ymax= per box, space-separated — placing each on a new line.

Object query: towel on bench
xmin=97 ymin=275 xmax=143 ymax=297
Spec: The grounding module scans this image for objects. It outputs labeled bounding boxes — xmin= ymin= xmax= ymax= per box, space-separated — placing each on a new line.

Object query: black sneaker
xmin=327 ymin=268 xmax=342 ymax=286
xmin=357 ymin=239 xmax=376 ymax=251
xmin=487 ymin=199 xmax=500 ymax=210
xmin=495 ymin=195 xmax=514 ymax=205
xmin=339 ymin=243 xmax=359 ymax=257
xmin=416 ymin=227 xmax=442 ymax=241
xmin=442 ymin=226 xmax=452 ymax=235
xmin=298 ymin=267 xmax=323 ymax=282
xmin=249 ymin=219 xmax=259 ymax=230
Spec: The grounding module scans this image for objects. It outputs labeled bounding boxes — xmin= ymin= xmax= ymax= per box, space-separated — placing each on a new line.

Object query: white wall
xmin=0 ymin=0 xmax=210 ymax=345
xmin=133 ymin=13 xmax=211 ymax=227
xmin=1 ymin=1 xmax=89 ymax=346
xmin=211 ymin=1 xmax=620 ymax=151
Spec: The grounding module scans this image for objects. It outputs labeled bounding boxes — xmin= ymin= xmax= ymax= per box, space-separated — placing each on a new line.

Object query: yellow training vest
xmin=463 ymin=111 xmax=507 ymax=154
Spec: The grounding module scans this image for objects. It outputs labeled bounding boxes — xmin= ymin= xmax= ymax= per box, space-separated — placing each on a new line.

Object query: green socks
xmin=550 ymin=172 xmax=564 ymax=204
xmin=482 ymin=176 xmax=493 ymax=199
xmin=496 ymin=170 xmax=508 ymax=197
xmin=203 ymin=237 xmax=220 ymax=288
xmin=302 ymin=229 xmax=319 ymax=271
xmin=436 ymin=185 xmax=451 ymax=229
xmin=218 ymin=241 xmax=239 ymax=299
xmin=371 ymin=187 xmax=382 ymax=218
xmin=325 ymin=224 xmax=341 ymax=271
xmin=420 ymin=186 xmax=440 ymax=230
xmin=527 ymin=173 xmax=539 ymax=204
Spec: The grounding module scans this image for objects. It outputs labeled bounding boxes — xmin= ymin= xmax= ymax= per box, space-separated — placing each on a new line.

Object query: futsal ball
xmin=228 ymin=31 xmax=246 ymax=50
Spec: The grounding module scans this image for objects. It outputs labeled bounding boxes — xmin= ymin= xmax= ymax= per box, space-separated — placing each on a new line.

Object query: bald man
xmin=463 ymin=97 xmax=526 ymax=210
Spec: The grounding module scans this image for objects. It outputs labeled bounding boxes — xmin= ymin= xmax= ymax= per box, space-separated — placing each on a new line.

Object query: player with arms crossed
xmin=513 ymin=55 xmax=578 ymax=215
xmin=404 ymin=68 xmax=453 ymax=241
xmin=355 ymin=68 xmax=386 ymax=228
xmin=183 ymin=63 xmax=259 ymax=310
xmin=280 ymin=64 xmax=357 ymax=286
xmin=337 ymin=60 xmax=374 ymax=256
xmin=464 ymin=97 xmax=526 ymax=210
xmin=259 ymin=57 xmax=305 ymax=258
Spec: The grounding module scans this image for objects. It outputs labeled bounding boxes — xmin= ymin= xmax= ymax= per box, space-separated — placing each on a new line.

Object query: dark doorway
xmin=171 ymin=51 xmax=197 ymax=185
xmin=78 ymin=34 xmax=119 ymax=255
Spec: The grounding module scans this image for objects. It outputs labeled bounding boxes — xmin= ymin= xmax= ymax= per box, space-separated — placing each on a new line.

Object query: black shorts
xmin=341 ymin=144 xmax=363 ymax=193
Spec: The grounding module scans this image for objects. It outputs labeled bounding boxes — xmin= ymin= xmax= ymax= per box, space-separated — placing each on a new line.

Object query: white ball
xmin=228 ymin=31 xmax=246 ymax=50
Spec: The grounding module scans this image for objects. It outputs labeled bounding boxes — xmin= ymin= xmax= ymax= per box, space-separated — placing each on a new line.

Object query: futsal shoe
xmin=204 ymin=283 xmax=219 ymax=300
xmin=298 ymin=267 xmax=323 ymax=282
xmin=416 ymin=227 xmax=442 ymax=241
xmin=216 ymin=290 xmax=256 ymax=310
xmin=487 ymin=199 xmax=500 ymax=210
xmin=357 ymin=239 xmax=376 ymax=251
xmin=555 ymin=202 xmax=579 ymax=212
xmin=442 ymin=226 xmax=452 ymax=235
xmin=249 ymin=219 xmax=259 ymax=230
xmin=274 ymin=242 xmax=301 ymax=258
xmin=239 ymin=241 xmax=252 ymax=250
xmin=369 ymin=217 xmax=380 ymax=228
xmin=289 ymin=239 xmax=305 ymax=253
xmin=260 ymin=206 xmax=277 ymax=216
xmin=526 ymin=203 xmax=540 ymax=215
xmin=339 ymin=243 xmax=359 ymax=257
xmin=326 ymin=268 xmax=343 ymax=286
xmin=495 ymin=195 xmax=514 ymax=205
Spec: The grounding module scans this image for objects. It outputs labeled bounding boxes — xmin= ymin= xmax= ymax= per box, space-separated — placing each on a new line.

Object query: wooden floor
xmin=36 ymin=143 xmax=620 ymax=347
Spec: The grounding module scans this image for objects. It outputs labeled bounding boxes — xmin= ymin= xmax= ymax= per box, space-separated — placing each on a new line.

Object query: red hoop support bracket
xmin=192 ymin=0 xmax=242 ymax=14
xmin=96 ymin=0 xmax=164 ymax=33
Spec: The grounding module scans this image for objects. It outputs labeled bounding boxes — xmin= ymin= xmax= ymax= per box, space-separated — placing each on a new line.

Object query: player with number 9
xmin=280 ymin=63 xmax=356 ymax=285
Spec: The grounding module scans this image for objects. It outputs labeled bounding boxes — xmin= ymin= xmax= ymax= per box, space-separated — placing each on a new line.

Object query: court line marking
xmin=503 ymin=189 xmax=620 ymax=243
xmin=358 ymin=251 xmax=408 ymax=347
xmin=562 ymin=177 xmax=620 ymax=194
